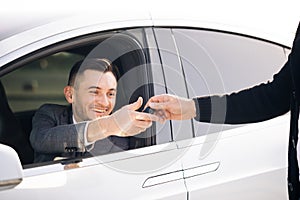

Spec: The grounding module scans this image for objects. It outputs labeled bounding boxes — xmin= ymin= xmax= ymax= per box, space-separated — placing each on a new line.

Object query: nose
xmin=96 ymin=94 xmax=109 ymax=106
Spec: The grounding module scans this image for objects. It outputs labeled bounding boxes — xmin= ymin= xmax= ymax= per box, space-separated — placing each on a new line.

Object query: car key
xmin=143 ymin=107 xmax=156 ymax=114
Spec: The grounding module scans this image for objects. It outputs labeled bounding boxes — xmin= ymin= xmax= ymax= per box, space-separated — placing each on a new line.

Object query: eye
xmin=89 ymin=90 xmax=98 ymax=95
xmin=108 ymin=91 xmax=116 ymax=97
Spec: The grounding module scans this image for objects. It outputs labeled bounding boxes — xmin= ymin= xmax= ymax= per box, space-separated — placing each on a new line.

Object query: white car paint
xmin=0 ymin=3 xmax=299 ymax=199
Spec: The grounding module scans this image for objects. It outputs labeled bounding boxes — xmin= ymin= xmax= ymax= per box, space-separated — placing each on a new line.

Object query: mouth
xmin=92 ymin=108 xmax=108 ymax=116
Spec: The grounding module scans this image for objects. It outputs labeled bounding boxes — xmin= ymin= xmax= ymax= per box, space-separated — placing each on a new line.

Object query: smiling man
xmin=30 ymin=58 xmax=158 ymax=163
xmin=65 ymin=59 xmax=117 ymax=122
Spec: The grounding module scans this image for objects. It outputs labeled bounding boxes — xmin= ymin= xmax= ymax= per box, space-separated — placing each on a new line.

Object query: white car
xmin=0 ymin=3 xmax=298 ymax=199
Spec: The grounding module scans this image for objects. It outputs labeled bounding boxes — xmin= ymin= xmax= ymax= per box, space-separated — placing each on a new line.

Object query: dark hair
xmin=67 ymin=58 xmax=119 ymax=86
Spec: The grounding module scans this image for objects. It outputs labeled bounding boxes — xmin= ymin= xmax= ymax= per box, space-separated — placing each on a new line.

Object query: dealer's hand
xmin=145 ymin=94 xmax=196 ymax=123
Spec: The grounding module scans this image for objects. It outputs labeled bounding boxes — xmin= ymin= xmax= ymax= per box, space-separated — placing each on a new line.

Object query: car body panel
xmin=1 ymin=143 xmax=187 ymax=200
xmin=0 ymin=13 xmax=153 ymax=67
xmin=180 ymin=115 xmax=290 ymax=199
xmin=0 ymin=4 xmax=299 ymax=199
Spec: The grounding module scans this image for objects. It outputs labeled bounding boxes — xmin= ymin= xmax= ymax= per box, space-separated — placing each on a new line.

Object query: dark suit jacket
xmin=30 ymin=104 xmax=129 ymax=163
xmin=194 ymin=22 xmax=300 ymax=200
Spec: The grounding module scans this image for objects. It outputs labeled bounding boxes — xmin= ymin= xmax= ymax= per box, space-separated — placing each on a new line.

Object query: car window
xmin=172 ymin=28 xmax=287 ymax=137
xmin=0 ymin=28 xmax=170 ymax=167
xmin=1 ymin=53 xmax=83 ymax=112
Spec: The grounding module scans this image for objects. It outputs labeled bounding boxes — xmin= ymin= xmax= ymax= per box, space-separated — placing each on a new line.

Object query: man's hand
xmin=109 ymin=97 xmax=159 ymax=136
xmin=87 ymin=97 xmax=159 ymax=142
xmin=145 ymin=94 xmax=196 ymax=123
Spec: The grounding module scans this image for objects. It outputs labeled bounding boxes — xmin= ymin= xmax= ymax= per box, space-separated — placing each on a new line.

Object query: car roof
xmin=0 ymin=0 xmax=299 ymax=67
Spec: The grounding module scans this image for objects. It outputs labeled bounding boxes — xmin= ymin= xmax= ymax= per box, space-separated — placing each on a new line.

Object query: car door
xmin=161 ymin=27 xmax=290 ymax=199
xmin=0 ymin=25 xmax=187 ymax=200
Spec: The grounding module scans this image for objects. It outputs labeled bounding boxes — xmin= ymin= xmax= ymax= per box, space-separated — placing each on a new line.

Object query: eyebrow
xmin=88 ymin=86 xmax=117 ymax=92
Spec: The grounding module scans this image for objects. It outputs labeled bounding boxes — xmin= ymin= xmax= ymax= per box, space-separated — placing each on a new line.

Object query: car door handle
xmin=183 ymin=162 xmax=220 ymax=178
xmin=142 ymin=170 xmax=184 ymax=188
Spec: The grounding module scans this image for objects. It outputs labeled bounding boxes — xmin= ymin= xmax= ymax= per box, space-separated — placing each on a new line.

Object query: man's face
xmin=70 ymin=69 xmax=117 ymax=122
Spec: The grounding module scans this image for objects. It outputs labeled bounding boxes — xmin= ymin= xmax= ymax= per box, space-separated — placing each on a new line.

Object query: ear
xmin=64 ymin=86 xmax=74 ymax=103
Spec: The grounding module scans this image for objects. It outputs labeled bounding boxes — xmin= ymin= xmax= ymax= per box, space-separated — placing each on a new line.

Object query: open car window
xmin=0 ymin=28 xmax=170 ymax=168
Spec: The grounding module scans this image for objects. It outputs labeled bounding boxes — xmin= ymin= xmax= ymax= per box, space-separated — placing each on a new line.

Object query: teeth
xmin=94 ymin=108 xmax=106 ymax=113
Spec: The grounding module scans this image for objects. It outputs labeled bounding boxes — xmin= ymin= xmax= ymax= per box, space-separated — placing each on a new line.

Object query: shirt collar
xmin=72 ymin=115 xmax=78 ymax=124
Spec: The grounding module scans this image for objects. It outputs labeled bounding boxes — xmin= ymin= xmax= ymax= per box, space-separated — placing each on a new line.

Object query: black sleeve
xmin=296 ymin=21 xmax=300 ymax=39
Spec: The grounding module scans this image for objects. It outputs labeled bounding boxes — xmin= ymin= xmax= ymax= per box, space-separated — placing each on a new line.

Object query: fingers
xmin=128 ymin=117 xmax=154 ymax=134
xmin=127 ymin=111 xmax=158 ymax=133
xmin=113 ymin=108 xmax=159 ymax=136
xmin=148 ymin=102 xmax=169 ymax=110
xmin=135 ymin=112 xmax=159 ymax=122
xmin=117 ymin=117 xmax=153 ymax=137
xmin=128 ymin=97 xmax=143 ymax=111
xmin=134 ymin=120 xmax=153 ymax=129
xmin=142 ymin=108 xmax=167 ymax=123
xmin=145 ymin=95 xmax=159 ymax=103
xmin=144 ymin=94 xmax=167 ymax=109
xmin=119 ymin=126 xmax=148 ymax=137
xmin=148 ymin=94 xmax=172 ymax=102
xmin=112 ymin=95 xmax=176 ymax=137
xmin=144 ymin=95 xmax=173 ymax=123
xmin=144 ymin=94 xmax=175 ymax=110
xmin=154 ymin=109 xmax=170 ymax=123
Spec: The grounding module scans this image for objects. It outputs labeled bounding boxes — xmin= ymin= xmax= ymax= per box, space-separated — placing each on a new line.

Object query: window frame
xmin=170 ymin=26 xmax=288 ymax=144
xmin=0 ymin=27 xmax=172 ymax=169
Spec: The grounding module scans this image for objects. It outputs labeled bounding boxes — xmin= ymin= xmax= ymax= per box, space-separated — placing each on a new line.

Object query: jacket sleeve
xmin=194 ymin=59 xmax=292 ymax=124
xmin=30 ymin=104 xmax=87 ymax=153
